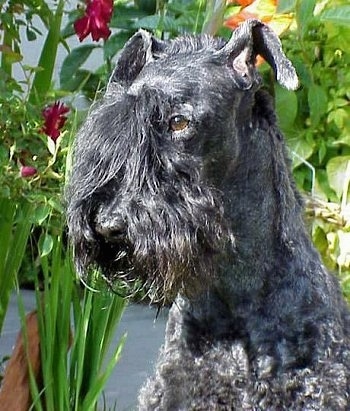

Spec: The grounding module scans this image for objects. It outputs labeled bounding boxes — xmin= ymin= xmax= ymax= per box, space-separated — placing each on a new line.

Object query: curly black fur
xmin=66 ymin=20 xmax=350 ymax=409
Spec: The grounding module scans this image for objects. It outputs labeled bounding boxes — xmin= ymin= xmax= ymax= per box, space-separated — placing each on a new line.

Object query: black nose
xmin=95 ymin=212 xmax=126 ymax=240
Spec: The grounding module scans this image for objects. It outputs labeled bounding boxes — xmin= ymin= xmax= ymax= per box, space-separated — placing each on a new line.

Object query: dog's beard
xmin=90 ymin=189 xmax=234 ymax=305
xmin=94 ymin=230 xmax=231 ymax=306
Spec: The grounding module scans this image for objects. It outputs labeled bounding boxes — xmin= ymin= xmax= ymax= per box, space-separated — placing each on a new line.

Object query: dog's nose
xmin=95 ymin=214 xmax=126 ymax=240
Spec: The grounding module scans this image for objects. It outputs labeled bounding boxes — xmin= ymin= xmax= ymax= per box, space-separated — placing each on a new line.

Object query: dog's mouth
xmin=92 ymin=235 xmax=206 ymax=305
xmin=92 ymin=212 xmax=144 ymax=300
xmin=85 ymin=180 xmax=235 ymax=305
xmin=90 ymin=206 xmax=228 ymax=305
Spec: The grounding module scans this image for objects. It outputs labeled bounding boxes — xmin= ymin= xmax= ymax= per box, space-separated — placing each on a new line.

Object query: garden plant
xmin=0 ymin=0 xmax=349 ymax=409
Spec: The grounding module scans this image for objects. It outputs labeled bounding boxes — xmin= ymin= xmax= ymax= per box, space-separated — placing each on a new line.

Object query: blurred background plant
xmin=271 ymin=0 xmax=350 ymax=295
xmin=0 ymin=0 xmax=349 ymax=408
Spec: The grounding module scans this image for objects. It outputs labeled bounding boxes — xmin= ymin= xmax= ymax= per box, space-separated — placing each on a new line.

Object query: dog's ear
xmin=108 ymin=30 xmax=165 ymax=88
xmin=218 ymin=19 xmax=298 ymax=91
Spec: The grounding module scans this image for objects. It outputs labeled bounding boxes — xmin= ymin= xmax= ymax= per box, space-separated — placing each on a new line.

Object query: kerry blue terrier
xmin=66 ymin=19 xmax=350 ymax=410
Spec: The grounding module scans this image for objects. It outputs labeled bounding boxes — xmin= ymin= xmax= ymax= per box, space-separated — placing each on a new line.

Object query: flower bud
xmin=21 ymin=166 xmax=38 ymax=178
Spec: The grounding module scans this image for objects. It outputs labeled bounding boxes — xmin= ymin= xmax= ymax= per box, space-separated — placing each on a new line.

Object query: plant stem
xmin=1 ymin=24 xmax=13 ymax=76
xmin=28 ymin=0 xmax=65 ymax=104
xmin=202 ymin=0 xmax=226 ymax=35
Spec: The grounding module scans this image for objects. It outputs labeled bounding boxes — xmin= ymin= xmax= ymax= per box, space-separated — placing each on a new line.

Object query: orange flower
xmin=225 ymin=0 xmax=292 ymax=35
xmin=226 ymin=0 xmax=254 ymax=6
xmin=225 ymin=9 xmax=263 ymax=29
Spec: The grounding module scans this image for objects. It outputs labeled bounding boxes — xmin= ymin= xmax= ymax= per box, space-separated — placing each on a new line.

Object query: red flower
xmin=20 ymin=165 xmax=37 ymax=178
xmin=42 ymin=102 xmax=69 ymax=142
xmin=74 ymin=0 xmax=113 ymax=42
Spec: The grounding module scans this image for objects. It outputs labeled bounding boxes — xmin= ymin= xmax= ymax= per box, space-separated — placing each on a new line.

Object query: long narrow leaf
xmin=320 ymin=6 xmax=350 ymax=26
xmin=0 ymin=200 xmax=33 ymax=333
xmin=202 ymin=0 xmax=226 ymax=35
xmin=28 ymin=0 xmax=64 ymax=103
xmin=81 ymin=334 xmax=127 ymax=410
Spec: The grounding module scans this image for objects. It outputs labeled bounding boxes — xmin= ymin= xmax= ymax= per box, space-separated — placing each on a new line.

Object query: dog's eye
xmin=169 ymin=115 xmax=189 ymax=132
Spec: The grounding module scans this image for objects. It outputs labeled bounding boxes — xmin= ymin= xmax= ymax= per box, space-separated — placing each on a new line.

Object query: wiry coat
xmin=65 ymin=20 xmax=350 ymax=410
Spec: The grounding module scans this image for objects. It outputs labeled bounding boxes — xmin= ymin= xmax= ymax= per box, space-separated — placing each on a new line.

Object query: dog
xmin=66 ymin=19 xmax=350 ymax=410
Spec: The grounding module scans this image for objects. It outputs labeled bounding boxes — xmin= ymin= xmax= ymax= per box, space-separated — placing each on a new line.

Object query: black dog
xmin=66 ymin=19 xmax=350 ymax=409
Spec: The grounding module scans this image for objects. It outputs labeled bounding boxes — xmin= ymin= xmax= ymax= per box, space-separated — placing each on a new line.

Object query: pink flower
xmin=20 ymin=165 xmax=37 ymax=178
xmin=74 ymin=0 xmax=113 ymax=42
xmin=42 ymin=102 xmax=69 ymax=142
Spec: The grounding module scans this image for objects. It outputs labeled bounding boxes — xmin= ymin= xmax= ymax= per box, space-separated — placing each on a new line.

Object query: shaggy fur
xmin=66 ymin=19 xmax=350 ymax=409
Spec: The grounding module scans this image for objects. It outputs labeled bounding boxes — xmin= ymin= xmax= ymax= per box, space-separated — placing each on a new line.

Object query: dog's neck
xmin=213 ymin=91 xmax=318 ymax=298
xmin=182 ymin=91 xmax=343 ymax=360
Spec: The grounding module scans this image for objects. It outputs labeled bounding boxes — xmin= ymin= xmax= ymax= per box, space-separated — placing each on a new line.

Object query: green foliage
xmin=0 ymin=86 xmax=70 ymax=202
xmin=25 ymin=233 xmax=126 ymax=410
xmin=274 ymin=0 xmax=350 ymax=294
xmin=0 ymin=1 xmax=72 ymax=208
xmin=0 ymin=72 xmax=71 ymax=284
xmin=0 ymin=199 xmax=33 ymax=334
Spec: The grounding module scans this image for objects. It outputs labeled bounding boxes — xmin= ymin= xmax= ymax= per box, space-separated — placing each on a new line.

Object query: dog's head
xmin=66 ymin=20 xmax=297 ymax=304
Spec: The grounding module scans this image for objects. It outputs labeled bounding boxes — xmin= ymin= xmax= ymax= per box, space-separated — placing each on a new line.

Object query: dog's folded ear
xmin=217 ymin=19 xmax=298 ymax=91
xmin=108 ymin=29 xmax=165 ymax=88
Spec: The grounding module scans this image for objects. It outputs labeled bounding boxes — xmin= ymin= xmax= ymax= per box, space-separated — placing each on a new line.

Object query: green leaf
xmin=0 ymin=200 xmax=33 ymax=333
xmin=316 ymin=170 xmax=337 ymax=202
xmin=135 ymin=0 xmax=157 ymax=14
xmin=133 ymin=15 xmax=178 ymax=32
xmin=40 ymin=233 xmax=54 ymax=257
xmin=292 ymin=58 xmax=313 ymax=88
xmin=202 ymin=0 xmax=226 ymax=35
xmin=308 ymin=84 xmax=328 ymax=127
xmin=81 ymin=333 xmax=127 ymax=409
xmin=318 ymin=140 xmax=327 ymax=164
xmin=296 ymin=0 xmax=316 ymax=37
xmin=277 ymin=0 xmax=297 ymax=14
xmin=61 ymin=9 xmax=81 ymax=39
xmin=275 ymin=85 xmax=298 ymax=132
xmin=312 ymin=226 xmax=328 ymax=255
xmin=320 ymin=6 xmax=350 ymax=26
xmin=31 ymin=204 xmax=51 ymax=225
xmin=48 ymin=197 xmax=64 ymax=214
xmin=328 ymin=108 xmax=348 ymax=129
xmin=338 ymin=231 xmax=350 ymax=269
xmin=1 ymin=46 xmax=23 ymax=64
xmin=60 ymin=45 xmax=96 ymax=89
xmin=103 ymin=32 xmax=131 ymax=60
xmin=26 ymin=27 xmax=37 ymax=41
xmin=287 ymin=135 xmax=315 ymax=169
xmin=326 ymin=156 xmax=350 ymax=200
xmin=110 ymin=5 xmax=148 ymax=30
xmin=64 ymin=69 xmax=93 ymax=93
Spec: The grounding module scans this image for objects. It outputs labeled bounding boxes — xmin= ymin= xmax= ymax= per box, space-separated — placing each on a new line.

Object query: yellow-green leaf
xmin=326 ymin=156 xmax=350 ymax=200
